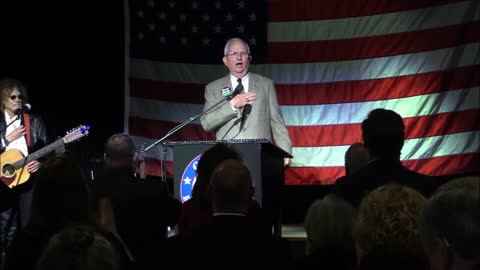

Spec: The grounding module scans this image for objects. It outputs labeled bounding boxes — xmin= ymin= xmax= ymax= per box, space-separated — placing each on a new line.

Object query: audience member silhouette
xmin=177 ymin=143 xmax=267 ymax=236
xmin=92 ymin=133 xmax=181 ymax=268
xmin=297 ymin=193 xmax=356 ymax=269
xmin=166 ymin=159 xmax=291 ymax=267
xmin=334 ymin=108 xmax=438 ymax=206
xmin=420 ymin=175 xmax=479 ymax=270
xmin=4 ymin=156 xmax=133 ymax=270
xmin=34 ymin=224 xmax=121 ymax=270
xmin=353 ymin=184 xmax=428 ymax=270
xmin=344 ymin=142 xmax=369 ymax=176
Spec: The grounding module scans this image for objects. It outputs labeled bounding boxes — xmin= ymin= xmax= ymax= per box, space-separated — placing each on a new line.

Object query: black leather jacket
xmin=0 ymin=112 xmax=48 ymax=153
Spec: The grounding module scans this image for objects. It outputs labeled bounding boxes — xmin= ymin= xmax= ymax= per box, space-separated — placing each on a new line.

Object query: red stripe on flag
xmin=404 ymin=110 xmax=480 ymax=140
xmin=267 ymin=22 xmax=480 ymax=63
xmin=130 ymin=65 xmax=480 ymax=106
xmin=403 ymin=153 xmax=480 ymax=176
xmin=129 ymin=117 xmax=215 ymax=141
xmin=285 ymin=153 xmax=479 ymax=185
xmin=130 ymin=79 xmax=205 ymax=103
xmin=144 ymin=158 xmax=344 ymax=185
xmin=268 ymin=0 xmax=463 ymax=22
xmin=285 ymin=166 xmax=345 ymax=185
xmin=277 ymin=65 xmax=480 ymax=105
xmin=288 ymin=109 xmax=480 ymax=147
xmin=140 ymin=157 xmax=173 ymax=178
xmin=130 ymin=109 xmax=478 ymax=147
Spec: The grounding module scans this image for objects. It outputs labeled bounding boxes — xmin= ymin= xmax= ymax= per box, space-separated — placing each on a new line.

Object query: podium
xmin=164 ymin=139 xmax=293 ymax=236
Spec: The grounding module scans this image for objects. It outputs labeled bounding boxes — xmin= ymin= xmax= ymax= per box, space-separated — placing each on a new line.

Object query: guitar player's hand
xmin=27 ymin=160 xmax=41 ymax=173
xmin=6 ymin=125 xmax=26 ymax=142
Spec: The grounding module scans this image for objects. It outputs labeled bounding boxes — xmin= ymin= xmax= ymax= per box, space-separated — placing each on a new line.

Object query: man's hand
xmin=27 ymin=160 xmax=41 ymax=173
xmin=284 ymin=158 xmax=291 ymax=167
xmin=230 ymin=92 xmax=257 ymax=109
xmin=6 ymin=125 xmax=26 ymax=142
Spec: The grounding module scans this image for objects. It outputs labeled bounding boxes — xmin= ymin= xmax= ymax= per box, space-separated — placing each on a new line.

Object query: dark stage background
xmin=0 ymin=0 xmax=322 ymax=223
xmin=1 ymin=1 xmax=124 ymax=153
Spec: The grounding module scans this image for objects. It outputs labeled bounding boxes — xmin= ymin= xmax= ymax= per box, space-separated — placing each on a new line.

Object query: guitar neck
xmin=14 ymin=138 xmax=65 ymax=168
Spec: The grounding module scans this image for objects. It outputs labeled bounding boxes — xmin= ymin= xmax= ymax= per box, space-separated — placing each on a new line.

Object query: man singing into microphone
xmin=0 ymin=77 xmax=48 ymax=265
xmin=200 ymin=38 xmax=292 ymax=165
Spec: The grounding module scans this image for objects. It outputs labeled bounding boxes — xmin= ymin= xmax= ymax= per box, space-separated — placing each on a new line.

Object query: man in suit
xmin=165 ymin=159 xmax=291 ymax=267
xmin=333 ymin=108 xmax=439 ymax=207
xmin=0 ymin=77 xmax=48 ymax=268
xmin=200 ymin=38 xmax=292 ymax=165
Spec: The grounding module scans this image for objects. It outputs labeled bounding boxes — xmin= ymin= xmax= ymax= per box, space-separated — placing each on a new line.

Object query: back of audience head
xmin=209 ymin=159 xmax=253 ymax=215
xmin=353 ymin=184 xmax=427 ymax=261
xmin=191 ymin=143 xmax=243 ymax=209
xmin=362 ymin=108 xmax=405 ymax=160
xmin=35 ymin=224 xmax=120 ymax=270
xmin=304 ymin=194 xmax=356 ymax=256
xmin=30 ymin=155 xmax=92 ymax=229
xmin=103 ymin=133 xmax=137 ymax=171
xmin=420 ymin=175 xmax=480 ymax=270
xmin=345 ymin=142 xmax=369 ymax=175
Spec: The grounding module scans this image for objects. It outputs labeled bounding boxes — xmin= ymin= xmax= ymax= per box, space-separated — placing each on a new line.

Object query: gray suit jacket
xmin=200 ymin=73 xmax=292 ymax=154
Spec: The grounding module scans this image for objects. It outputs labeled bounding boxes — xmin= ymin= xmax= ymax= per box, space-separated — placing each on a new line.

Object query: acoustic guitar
xmin=0 ymin=125 xmax=90 ymax=188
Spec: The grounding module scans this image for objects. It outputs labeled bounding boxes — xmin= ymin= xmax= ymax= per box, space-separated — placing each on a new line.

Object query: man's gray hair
xmin=224 ymin=38 xmax=251 ymax=56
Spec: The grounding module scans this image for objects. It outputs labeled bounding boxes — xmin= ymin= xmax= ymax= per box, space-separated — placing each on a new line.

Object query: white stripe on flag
xmin=268 ymin=1 xmax=480 ymax=42
xmin=291 ymin=131 xmax=480 ymax=167
xmin=130 ymin=87 xmax=480 ymax=126
xmin=130 ymin=43 xmax=480 ymax=84
xmin=131 ymin=131 xmax=480 ymax=167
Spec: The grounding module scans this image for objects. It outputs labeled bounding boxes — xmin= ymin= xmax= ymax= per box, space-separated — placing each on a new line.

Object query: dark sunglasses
xmin=9 ymin=95 xmax=24 ymax=101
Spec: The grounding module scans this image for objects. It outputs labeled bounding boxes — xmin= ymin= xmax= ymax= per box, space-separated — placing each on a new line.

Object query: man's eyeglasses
xmin=10 ymin=95 xmax=24 ymax=101
xmin=225 ymin=52 xmax=250 ymax=58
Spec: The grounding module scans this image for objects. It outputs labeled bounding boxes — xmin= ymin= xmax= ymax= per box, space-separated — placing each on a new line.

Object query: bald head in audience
xmin=103 ymin=133 xmax=137 ymax=171
xmin=209 ymin=159 xmax=253 ymax=215
xmin=345 ymin=143 xmax=369 ymax=175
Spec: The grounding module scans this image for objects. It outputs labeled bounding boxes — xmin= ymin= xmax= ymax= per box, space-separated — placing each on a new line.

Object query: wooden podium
xmin=164 ymin=139 xmax=292 ymax=236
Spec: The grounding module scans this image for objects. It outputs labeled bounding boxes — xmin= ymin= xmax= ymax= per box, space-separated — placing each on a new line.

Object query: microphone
xmin=221 ymin=87 xmax=232 ymax=98
xmin=221 ymin=87 xmax=237 ymax=101
xmin=221 ymin=86 xmax=242 ymax=101
xmin=14 ymin=103 xmax=31 ymax=115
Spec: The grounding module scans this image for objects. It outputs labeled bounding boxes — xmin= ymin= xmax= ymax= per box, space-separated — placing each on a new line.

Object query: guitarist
xmin=0 ymin=78 xmax=48 ymax=267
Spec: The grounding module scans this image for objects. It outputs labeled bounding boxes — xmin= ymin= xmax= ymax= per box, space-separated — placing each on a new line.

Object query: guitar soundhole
xmin=2 ymin=164 xmax=15 ymax=177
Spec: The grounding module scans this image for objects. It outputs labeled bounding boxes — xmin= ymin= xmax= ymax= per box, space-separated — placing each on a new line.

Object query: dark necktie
xmin=235 ymin=78 xmax=244 ymax=94
xmin=236 ymin=78 xmax=245 ymax=114
xmin=237 ymin=78 xmax=250 ymax=131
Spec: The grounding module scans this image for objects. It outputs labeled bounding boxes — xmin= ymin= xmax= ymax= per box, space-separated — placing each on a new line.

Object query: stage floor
xmin=281 ymin=224 xmax=306 ymax=238
xmin=168 ymin=223 xmax=306 ymax=238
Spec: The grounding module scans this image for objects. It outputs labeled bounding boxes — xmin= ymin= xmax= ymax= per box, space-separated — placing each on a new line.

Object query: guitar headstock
xmin=63 ymin=125 xmax=90 ymax=144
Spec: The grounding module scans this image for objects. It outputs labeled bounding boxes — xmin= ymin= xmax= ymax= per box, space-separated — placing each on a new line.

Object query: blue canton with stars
xmin=129 ymin=0 xmax=267 ymax=64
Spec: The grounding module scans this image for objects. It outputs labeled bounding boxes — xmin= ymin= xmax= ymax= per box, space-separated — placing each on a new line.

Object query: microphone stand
xmin=142 ymin=94 xmax=234 ymax=184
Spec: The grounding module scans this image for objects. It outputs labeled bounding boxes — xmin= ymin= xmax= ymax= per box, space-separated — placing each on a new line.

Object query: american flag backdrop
xmin=126 ymin=0 xmax=480 ymax=185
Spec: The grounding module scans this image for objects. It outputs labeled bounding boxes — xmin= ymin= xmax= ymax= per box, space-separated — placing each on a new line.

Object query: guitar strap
xmin=23 ymin=112 xmax=31 ymax=147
